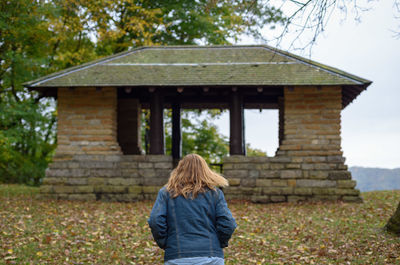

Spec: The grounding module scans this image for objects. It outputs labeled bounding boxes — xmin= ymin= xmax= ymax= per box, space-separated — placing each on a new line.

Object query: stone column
xmin=41 ymin=86 xmax=122 ymax=201
xmin=279 ymin=86 xmax=343 ymax=157
xmin=275 ymin=86 xmax=361 ymax=202
xmin=56 ymin=87 xmax=121 ymax=156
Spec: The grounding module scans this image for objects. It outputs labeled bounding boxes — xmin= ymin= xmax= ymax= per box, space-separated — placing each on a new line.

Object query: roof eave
xmin=258 ymin=45 xmax=372 ymax=85
xmin=25 ymin=82 xmax=370 ymax=89
xmin=23 ymin=46 xmax=148 ymax=88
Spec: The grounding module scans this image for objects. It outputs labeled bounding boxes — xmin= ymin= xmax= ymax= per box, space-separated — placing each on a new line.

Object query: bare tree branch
xmin=392 ymin=0 xmax=400 ymax=38
xmin=266 ymin=0 xmax=387 ymax=55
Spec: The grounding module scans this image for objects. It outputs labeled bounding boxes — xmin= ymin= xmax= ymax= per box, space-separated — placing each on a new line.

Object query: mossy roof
xmin=25 ymin=45 xmax=371 ymax=88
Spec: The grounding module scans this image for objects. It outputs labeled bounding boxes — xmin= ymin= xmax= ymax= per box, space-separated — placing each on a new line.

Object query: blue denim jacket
xmin=148 ymin=187 xmax=237 ymax=262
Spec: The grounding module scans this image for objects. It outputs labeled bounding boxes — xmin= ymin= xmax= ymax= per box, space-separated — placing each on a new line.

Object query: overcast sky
xmin=214 ymin=1 xmax=400 ymax=169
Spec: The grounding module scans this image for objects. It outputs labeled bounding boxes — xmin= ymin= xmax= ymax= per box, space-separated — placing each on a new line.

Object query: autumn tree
xmin=164 ymin=110 xmax=229 ymax=166
xmin=2 ymin=0 xmax=398 ymax=190
xmin=0 ymin=0 xmax=284 ymax=184
xmin=0 ymin=0 xmax=57 ymax=184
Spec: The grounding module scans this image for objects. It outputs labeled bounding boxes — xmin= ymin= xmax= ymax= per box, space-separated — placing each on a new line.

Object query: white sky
xmin=214 ymin=1 xmax=400 ymax=168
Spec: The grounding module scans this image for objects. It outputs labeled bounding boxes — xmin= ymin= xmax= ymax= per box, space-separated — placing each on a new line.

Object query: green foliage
xmin=143 ymin=109 xmax=266 ymax=167
xmin=140 ymin=109 xmax=229 ymax=164
xmin=246 ymin=143 xmax=267 ymax=157
xmin=45 ymin=0 xmax=287 ymax=58
xmin=144 ymin=0 xmax=285 ymax=45
xmin=0 ymin=0 xmax=58 ymax=185
xmin=0 ymin=0 xmax=286 ymax=184
xmin=165 ymin=110 xmax=229 ymax=164
xmin=0 ymin=0 xmax=51 ymax=91
xmin=0 ymin=94 xmax=56 ymax=185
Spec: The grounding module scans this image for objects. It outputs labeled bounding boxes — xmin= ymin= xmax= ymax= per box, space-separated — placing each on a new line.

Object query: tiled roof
xmin=25 ymin=45 xmax=371 ymax=88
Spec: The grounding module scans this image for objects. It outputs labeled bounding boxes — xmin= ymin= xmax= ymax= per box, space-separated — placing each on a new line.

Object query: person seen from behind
xmin=148 ymin=153 xmax=237 ymax=265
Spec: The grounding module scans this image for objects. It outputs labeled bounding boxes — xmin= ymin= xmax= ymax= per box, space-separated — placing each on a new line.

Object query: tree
xmin=386 ymin=203 xmax=400 ymax=235
xmin=159 ymin=110 xmax=229 ymax=165
xmin=0 ymin=0 xmax=58 ymax=185
xmin=0 ymin=94 xmax=56 ymax=185
xmin=246 ymin=144 xmax=267 ymax=157
xmin=267 ymin=0 xmax=400 ymax=53
xmin=162 ymin=110 xmax=266 ymax=170
xmin=0 ymin=0 xmax=287 ymax=184
xmin=143 ymin=0 xmax=285 ymax=45
xmin=56 ymin=0 xmax=286 ymax=55
xmin=3 ymin=0 xmax=398 ymax=188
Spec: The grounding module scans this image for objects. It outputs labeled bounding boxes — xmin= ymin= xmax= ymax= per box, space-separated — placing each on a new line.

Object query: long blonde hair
xmin=165 ymin=154 xmax=229 ymax=198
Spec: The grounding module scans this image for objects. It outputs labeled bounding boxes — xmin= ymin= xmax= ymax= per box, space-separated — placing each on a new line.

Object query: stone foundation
xmin=222 ymin=155 xmax=361 ymax=203
xmin=40 ymin=155 xmax=172 ymax=201
xmin=41 ymin=154 xmax=361 ymax=203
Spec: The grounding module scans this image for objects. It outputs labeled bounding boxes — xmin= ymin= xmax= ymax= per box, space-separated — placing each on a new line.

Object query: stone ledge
xmin=223 ymin=155 xmax=270 ymax=163
xmin=41 ymin=154 xmax=361 ymax=203
xmin=296 ymin=179 xmax=336 ymax=188
xmin=227 ymin=178 xmax=241 ymax=186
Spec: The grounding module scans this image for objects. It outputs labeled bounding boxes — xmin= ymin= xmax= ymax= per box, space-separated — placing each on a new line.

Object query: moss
xmin=34 ymin=63 xmax=359 ymax=87
xmin=25 ymin=45 xmax=371 ymax=88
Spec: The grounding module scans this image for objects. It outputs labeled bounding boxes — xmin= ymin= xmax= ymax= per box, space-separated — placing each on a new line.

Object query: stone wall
xmin=223 ymin=86 xmax=361 ymax=203
xmin=40 ymin=155 xmax=172 ymax=201
xmin=277 ymin=86 xmax=343 ymax=157
xmin=42 ymin=153 xmax=360 ymax=203
xmin=41 ymin=155 xmax=361 ymax=203
xmin=41 ymin=85 xmax=361 ymax=203
xmin=56 ymin=87 xmax=121 ymax=157
xmin=222 ymin=155 xmax=360 ymax=203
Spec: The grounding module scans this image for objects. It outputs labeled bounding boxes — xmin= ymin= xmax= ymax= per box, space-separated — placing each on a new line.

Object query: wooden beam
xmin=278 ymin=97 xmax=285 ymax=146
xmin=149 ymin=88 xmax=164 ymax=154
xmin=172 ymin=102 xmax=182 ymax=163
xmin=229 ymin=89 xmax=246 ymax=155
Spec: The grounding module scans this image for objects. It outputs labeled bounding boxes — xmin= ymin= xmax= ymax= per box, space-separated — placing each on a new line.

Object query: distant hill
xmin=349 ymin=166 xmax=400 ymax=192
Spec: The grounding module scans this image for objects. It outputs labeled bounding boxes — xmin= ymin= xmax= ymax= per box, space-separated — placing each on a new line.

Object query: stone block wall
xmin=277 ymin=86 xmax=343 ymax=157
xmin=56 ymin=87 xmax=121 ymax=157
xmin=40 ymin=85 xmax=360 ymax=203
xmin=223 ymin=86 xmax=361 ymax=203
xmin=42 ymin=153 xmax=360 ymax=203
xmin=222 ymin=155 xmax=360 ymax=203
xmin=40 ymin=155 xmax=172 ymax=201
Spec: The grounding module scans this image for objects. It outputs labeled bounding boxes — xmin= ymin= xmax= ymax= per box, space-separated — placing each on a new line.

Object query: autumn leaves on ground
xmin=1 ymin=185 xmax=399 ymax=265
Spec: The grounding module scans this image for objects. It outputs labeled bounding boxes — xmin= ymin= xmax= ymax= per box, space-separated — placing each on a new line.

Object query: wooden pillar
xmin=278 ymin=96 xmax=285 ymax=147
xmin=150 ymin=88 xmax=164 ymax=154
xmin=229 ymin=89 xmax=246 ymax=155
xmin=117 ymin=98 xmax=142 ymax=154
xmin=172 ymin=102 xmax=182 ymax=164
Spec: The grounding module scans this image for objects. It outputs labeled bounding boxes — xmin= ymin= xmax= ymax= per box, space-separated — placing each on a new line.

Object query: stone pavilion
xmin=25 ymin=45 xmax=371 ymax=202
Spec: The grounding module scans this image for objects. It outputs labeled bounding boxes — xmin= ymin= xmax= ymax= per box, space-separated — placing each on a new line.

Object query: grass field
xmin=1 ymin=185 xmax=399 ymax=264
